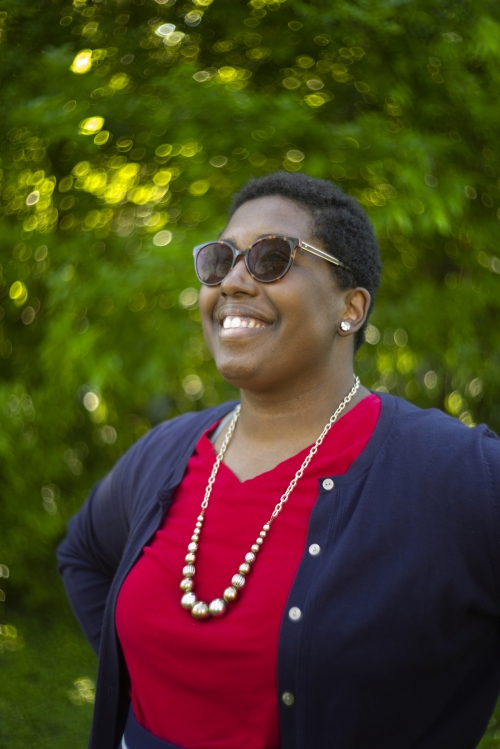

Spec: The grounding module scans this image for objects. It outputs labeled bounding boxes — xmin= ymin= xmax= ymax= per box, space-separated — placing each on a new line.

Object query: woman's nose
xmin=220 ymin=254 xmax=258 ymax=296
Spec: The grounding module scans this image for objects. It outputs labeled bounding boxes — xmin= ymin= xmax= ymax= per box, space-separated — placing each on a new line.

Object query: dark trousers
xmin=121 ymin=705 xmax=184 ymax=749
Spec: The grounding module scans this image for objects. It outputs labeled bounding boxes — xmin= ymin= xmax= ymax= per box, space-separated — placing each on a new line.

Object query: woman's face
xmin=198 ymin=195 xmax=365 ymax=394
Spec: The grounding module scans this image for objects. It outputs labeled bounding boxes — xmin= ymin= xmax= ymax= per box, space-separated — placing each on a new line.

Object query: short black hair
xmin=228 ymin=171 xmax=382 ymax=351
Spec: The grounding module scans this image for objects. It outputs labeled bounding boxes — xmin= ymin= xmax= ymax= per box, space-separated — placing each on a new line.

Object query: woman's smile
xmin=220 ymin=316 xmax=270 ymax=335
xmin=218 ymin=305 xmax=273 ymax=339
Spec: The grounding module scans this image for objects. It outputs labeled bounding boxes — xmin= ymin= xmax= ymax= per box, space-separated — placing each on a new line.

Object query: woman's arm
xmin=57 ymin=466 xmax=131 ymax=654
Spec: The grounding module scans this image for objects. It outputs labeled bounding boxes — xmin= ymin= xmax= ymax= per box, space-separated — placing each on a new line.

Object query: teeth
xmin=222 ymin=316 xmax=265 ymax=329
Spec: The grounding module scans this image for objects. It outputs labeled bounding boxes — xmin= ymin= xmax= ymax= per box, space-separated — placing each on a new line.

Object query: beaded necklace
xmin=180 ymin=376 xmax=361 ymax=620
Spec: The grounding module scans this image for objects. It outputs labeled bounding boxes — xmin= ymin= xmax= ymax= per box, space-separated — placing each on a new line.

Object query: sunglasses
xmin=193 ymin=234 xmax=354 ymax=286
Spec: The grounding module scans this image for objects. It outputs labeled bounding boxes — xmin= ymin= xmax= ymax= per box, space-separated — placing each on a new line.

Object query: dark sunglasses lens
xmin=248 ymin=238 xmax=292 ymax=281
xmin=196 ymin=243 xmax=234 ymax=284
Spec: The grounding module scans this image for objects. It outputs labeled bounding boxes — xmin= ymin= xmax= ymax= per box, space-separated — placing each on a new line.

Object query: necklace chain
xmin=180 ymin=376 xmax=361 ymax=620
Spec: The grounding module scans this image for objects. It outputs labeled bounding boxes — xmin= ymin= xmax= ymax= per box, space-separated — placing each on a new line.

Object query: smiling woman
xmin=58 ymin=171 xmax=500 ymax=749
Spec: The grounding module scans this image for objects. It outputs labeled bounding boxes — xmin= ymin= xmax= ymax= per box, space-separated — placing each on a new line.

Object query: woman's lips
xmin=219 ymin=315 xmax=271 ymax=338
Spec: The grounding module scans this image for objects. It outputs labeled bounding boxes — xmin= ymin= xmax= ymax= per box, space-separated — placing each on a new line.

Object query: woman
xmin=58 ymin=171 xmax=500 ymax=749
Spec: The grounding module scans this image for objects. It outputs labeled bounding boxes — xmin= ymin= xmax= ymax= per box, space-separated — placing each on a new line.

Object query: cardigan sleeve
xmin=56 ymin=415 xmax=175 ymax=654
xmin=481 ymin=427 xmax=500 ymax=599
xmin=57 ymin=461 xmax=133 ymax=654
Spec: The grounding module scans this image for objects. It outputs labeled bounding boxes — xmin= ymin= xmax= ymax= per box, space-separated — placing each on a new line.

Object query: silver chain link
xmin=200 ymin=405 xmax=241 ymax=511
xmin=268 ymin=376 xmax=360 ymax=522
xmin=200 ymin=376 xmax=360 ymax=525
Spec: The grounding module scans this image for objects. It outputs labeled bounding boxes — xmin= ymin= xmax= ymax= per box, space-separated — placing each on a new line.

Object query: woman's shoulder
xmin=124 ymin=399 xmax=239 ymax=461
xmin=376 ymin=391 xmax=500 ymax=476
xmin=379 ymin=390 xmax=498 ymax=437
xmin=105 ymin=400 xmax=239 ymax=488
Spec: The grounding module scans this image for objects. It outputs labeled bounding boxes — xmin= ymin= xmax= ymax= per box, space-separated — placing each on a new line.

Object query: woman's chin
xmin=215 ymin=357 xmax=272 ymax=392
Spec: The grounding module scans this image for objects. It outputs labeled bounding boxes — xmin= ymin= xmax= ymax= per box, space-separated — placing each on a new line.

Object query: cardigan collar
xmin=156 ymin=392 xmax=405 ymax=504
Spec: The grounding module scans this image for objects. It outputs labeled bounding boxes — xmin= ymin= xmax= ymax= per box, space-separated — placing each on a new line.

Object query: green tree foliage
xmin=1 ymin=0 xmax=499 ymax=607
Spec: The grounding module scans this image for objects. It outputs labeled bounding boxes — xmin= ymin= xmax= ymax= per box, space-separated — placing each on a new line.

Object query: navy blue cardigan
xmin=57 ymin=393 xmax=500 ymax=749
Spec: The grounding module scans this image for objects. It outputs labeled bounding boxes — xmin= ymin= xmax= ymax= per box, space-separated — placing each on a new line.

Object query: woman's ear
xmin=338 ymin=288 xmax=371 ymax=336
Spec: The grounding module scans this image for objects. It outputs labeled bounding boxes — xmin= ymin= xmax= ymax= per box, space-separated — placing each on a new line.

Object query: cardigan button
xmin=282 ymin=692 xmax=295 ymax=706
xmin=308 ymin=543 xmax=321 ymax=556
xmin=288 ymin=607 xmax=302 ymax=621
xmin=322 ymin=478 xmax=334 ymax=491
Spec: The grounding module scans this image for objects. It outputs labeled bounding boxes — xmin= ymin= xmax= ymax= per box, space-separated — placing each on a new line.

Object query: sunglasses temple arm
xmin=299 ymin=241 xmax=353 ymax=273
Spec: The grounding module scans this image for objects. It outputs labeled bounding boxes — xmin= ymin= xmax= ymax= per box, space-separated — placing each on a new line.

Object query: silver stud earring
xmin=340 ymin=320 xmax=351 ymax=332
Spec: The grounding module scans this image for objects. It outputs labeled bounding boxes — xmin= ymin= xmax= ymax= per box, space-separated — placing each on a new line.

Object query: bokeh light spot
xmin=209 ymin=155 xmax=228 ymax=168
xmin=189 ymin=180 xmax=210 ymax=196
xmin=100 ymin=425 xmax=117 ymax=444
xmin=79 ymin=117 xmax=105 ymax=135
xmin=305 ymin=93 xmax=328 ymax=108
xmin=296 ymin=55 xmax=315 ymax=68
xmin=424 ymin=371 xmax=438 ymax=389
xmin=286 ymin=149 xmax=304 ymax=163
xmin=179 ymin=288 xmax=198 ymax=309
xmin=185 ymin=11 xmax=202 ymax=26
xmin=446 ymin=391 xmax=464 ymax=416
xmin=94 ymin=131 xmax=111 ymax=145
xmin=110 ymin=73 xmax=130 ymax=90
xmin=153 ymin=230 xmax=172 ymax=246
xmin=68 ymin=678 xmax=95 ymax=705
xmin=70 ymin=50 xmax=93 ymax=74
xmin=306 ymin=79 xmax=324 ymax=90
xmin=9 ymin=281 xmax=28 ymax=306
xmin=394 ymin=328 xmax=408 ymax=347
xmin=182 ymin=374 xmax=204 ymax=399
xmin=155 ymin=23 xmax=176 ymax=37
xmin=41 ymin=486 xmax=58 ymax=515
xmin=365 ymin=324 xmax=380 ymax=345
xmin=282 ymin=77 xmax=300 ymax=89
xmin=193 ymin=70 xmax=212 ymax=82
xmin=26 ymin=191 xmax=40 ymax=205
xmin=83 ymin=392 xmax=100 ymax=412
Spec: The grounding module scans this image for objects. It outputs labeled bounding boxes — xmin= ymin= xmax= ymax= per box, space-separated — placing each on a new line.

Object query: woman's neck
xmin=214 ymin=370 xmax=370 ymax=481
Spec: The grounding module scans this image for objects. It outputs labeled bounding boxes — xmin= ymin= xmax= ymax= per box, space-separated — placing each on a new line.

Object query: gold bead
xmin=256 ymin=537 xmax=264 ymax=546
xmin=197 ymin=515 xmax=204 ymax=522
xmin=263 ymin=523 xmax=271 ymax=532
xmin=245 ymin=552 xmax=256 ymax=564
xmin=239 ymin=562 xmax=251 ymax=575
xmin=183 ymin=565 xmax=195 ymax=577
xmin=191 ymin=601 xmax=209 ymax=620
xmin=232 ymin=574 xmax=246 ymax=589
xmin=223 ymin=586 xmax=239 ymax=602
xmin=195 ymin=521 xmax=202 ymax=529
xmin=191 ymin=534 xmax=199 ymax=542
xmin=181 ymin=592 xmax=197 ymax=609
xmin=188 ymin=541 xmax=198 ymax=552
xmin=208 ymin=598 xmax=227 ymax=617
xmin=185 ymin=552 xmax=196 ymax=563
xmin=180 ymin=578 xmax=194 ymax=592
xmin=259 ymin=530 xmax=267 ymax=538
xmin=251 ymin=544 xmax=260 ymax=553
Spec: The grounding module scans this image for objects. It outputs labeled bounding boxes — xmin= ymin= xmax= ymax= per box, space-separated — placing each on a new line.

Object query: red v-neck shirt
xmin=116 ymin=394 xmax=381 ymax=749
